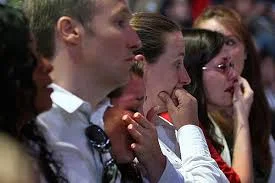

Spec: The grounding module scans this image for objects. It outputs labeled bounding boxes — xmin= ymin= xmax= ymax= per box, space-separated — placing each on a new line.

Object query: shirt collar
xmin=50 ymin=83 xmax=85 ymax=113
xmin=152 ymin=113 xmax=175 ymax=129
xmin=50 ymin=83 xmax=112 ymax=128
xmin=90 ymin=99 xmax=112 ymax=129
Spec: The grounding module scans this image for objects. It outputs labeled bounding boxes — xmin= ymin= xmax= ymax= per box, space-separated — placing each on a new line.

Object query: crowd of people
xmin=0 ymin=0 xmax=274 ymax=182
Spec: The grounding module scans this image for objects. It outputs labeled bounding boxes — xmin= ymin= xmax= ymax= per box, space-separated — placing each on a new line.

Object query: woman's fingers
xmin=239 ymin=77 xmax=253 ymax=99
xmin=233 ymin=79 xmax=242 ymax=103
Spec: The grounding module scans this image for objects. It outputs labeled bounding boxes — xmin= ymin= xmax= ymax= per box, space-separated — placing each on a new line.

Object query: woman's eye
xmin=225 ymin=39 xmax=236 ymax=46
xmin=217 ymin=64 xmax=227 ymax=71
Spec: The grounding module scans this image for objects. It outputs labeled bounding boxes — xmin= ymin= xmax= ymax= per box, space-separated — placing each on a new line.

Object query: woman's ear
xmin=134 ymin=54 xmax=148 ymax=73
xmin=134 ymin=54 xmax=145 ymax=63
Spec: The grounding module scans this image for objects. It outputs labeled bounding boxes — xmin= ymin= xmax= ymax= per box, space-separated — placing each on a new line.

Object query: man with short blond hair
xmin=24 ymin=0 xmax=141 ymax=182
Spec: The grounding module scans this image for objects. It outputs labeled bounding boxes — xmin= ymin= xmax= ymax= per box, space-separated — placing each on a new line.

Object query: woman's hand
xmin=233 ymin=77 xmax=254 ymax=123
xmin=158 ymin=89 xmax=199 ymax=130
xmin=231 ymin=77 xmax=254 ymax=183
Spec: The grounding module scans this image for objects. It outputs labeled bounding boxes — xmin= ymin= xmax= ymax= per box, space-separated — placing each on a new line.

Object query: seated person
xmin=105 ymin=12 xmax=229 ymax=182
xmin=0 ymin=4 xmax=67 ymax=182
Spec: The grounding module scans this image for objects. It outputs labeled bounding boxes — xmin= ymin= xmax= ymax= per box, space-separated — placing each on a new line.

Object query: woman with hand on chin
xmin=126 ymin=12 xmax=228 ymax=182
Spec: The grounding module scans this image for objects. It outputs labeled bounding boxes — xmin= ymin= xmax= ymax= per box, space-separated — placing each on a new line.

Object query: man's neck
xmin=50 ymin=55 xmax=113 ymax=109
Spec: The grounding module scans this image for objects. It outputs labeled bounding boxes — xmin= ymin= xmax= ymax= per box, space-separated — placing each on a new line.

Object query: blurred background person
xmin=160 ymin=0 xmax=193 ymax=28
xmin=194 ymin=6 xmax=274 ymax=182
xmin=133 ymin=0 xmax=161 ymax=13
xmin=109 ymin=62 xmax=144 ymax=113
xmin=105 ymin=62 xmax=145 ymax=182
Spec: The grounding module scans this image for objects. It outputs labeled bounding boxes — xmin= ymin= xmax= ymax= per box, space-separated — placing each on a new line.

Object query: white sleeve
xmin=157 ymin=158 xmax=185 ymax=182
xmin=158 ymin=125 xmax=229 ymax=183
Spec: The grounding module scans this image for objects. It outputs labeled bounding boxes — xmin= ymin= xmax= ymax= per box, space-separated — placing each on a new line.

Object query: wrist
xmin=174 ymin=120 xmax=199 ymax=130
xmin=145 ymin=154 xmax=166 ymax=183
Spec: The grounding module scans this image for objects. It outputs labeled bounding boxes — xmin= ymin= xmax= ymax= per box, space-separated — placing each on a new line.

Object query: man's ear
xmin=56 ymin=16 xmax=82 ymax=45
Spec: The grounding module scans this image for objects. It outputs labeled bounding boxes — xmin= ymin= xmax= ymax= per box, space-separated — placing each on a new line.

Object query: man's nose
xmin=40 ymin=57 xmax=54 ymax=73
xmin=127 ymin=26 xmax=142 ymax=51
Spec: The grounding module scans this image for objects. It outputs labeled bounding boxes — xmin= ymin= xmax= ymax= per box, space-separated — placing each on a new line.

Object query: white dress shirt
xmin=208 ymin=115 xmax=231 ymax=166
xmin=155 ymin=116 xmax=229 ymax=183
xmin=37 ymin=84 xmax=121 ymax=183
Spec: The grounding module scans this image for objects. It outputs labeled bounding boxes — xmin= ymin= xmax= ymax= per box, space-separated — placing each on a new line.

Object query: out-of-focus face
xmin=203 ymin=45 xmax=239 ymax=108
xmin=143 ymin=31 xmax=190 ymax=113
xmin=32 ymin=57 xmax=53 ymax=113
xmin=197 ymin=19 xmax=247 ymax=75
xmin=235 ymin=0 xmax=253 ymax=16
xmin=260 ymin=56 xmax=275 ymax=87
xmin=111 ymin=73 xmax=144 ymax=112
xmin=104 ymin=107 xmax=135 ymax=163
xmin=30 ymin=35 xmax=53 ymax=113
xmin=82 ymin=0 xmax=141 ymax=88
xmin=166 ymin=0 xmax=191 ymax=24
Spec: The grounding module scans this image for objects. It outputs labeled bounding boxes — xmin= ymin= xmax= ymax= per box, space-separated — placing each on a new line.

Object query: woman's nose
xmin=227 ymin=66 xmax=239 ymax=81
xmin=179 ymin=66 xmax=191 ymax=85
xmin=40 ymin=58 xmax=53 ymax=73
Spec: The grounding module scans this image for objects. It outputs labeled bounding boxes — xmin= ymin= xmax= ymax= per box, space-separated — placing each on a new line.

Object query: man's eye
xmin=117 ymin=20 xmax=125 ymax=27
xmin=175 ymin=61 xmax=182 ymax=69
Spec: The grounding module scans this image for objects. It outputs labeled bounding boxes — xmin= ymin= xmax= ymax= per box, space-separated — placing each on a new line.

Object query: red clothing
xmin=191 ymin=0 xmax=211 ymax=20
xmin=205 ymin=137 xmax=241 ymax=183
xmin=159 ymin=112 xmax=241 ymax=183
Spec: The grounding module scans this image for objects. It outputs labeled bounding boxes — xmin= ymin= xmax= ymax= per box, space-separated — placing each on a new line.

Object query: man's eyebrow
xmin=112 ymin=6 xmax=132 ymax=18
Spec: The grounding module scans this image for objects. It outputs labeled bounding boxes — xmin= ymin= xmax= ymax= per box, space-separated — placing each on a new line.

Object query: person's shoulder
xmin=36 ymin=105 xmax=77 ymax=140
xmin=38 ymin=103 xmax=82 ymax=123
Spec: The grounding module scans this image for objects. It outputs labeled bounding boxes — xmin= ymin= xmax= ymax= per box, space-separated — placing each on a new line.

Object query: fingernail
xmin=122 ymin=115 xmax=128 ymax=121
xmin=133 ymin=112 xmax=140 ymax=118
xmin=158 ymin=92 xmax=164 ymax=98
xmin=131 ymin=143 xmax=135 ymax=149
xmin=128 ymin=124 xmax=133 ymax=129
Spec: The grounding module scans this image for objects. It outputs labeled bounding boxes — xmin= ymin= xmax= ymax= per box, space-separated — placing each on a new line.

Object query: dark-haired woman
xmin=182 ymin=28 xmax=253 ymax=183
xmin=0 ymin=4 xmax=67 ymax=183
